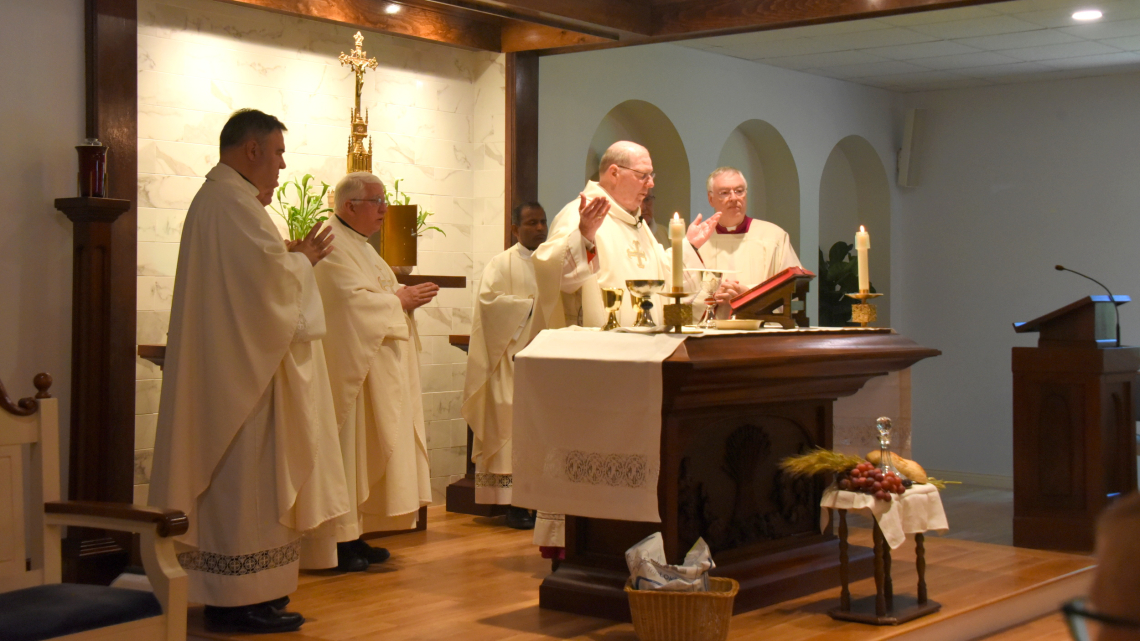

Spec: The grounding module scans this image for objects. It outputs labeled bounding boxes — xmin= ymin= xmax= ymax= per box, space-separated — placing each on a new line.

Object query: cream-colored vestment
xmin=149 ymin=163 xmax=349 ymax=607
xmin=300 ymin=217 xmax=432 ymax=566
xmin=463 ymin=238 xmax=596 ymax=505
xmin=546 ymin=181 xmax=700 ymax=327
xmin=702 ymin=218 xmax=801 ymax=288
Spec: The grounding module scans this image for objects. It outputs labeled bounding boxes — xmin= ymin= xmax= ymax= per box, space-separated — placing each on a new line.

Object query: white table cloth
xmin=820 ymin=483 xmax=948 ymax=549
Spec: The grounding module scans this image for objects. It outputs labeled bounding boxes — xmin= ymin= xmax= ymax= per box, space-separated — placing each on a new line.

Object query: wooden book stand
xmin=730 ymin=267 xmax=815 ymax=328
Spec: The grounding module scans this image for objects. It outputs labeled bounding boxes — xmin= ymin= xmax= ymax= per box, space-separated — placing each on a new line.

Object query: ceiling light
xmin=1072 ymin=9 xmax=1103 ymax=21
xmin=385 ymin=3 xmax=401 ymax=14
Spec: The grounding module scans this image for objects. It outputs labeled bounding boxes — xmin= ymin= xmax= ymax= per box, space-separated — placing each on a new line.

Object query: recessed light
xmin=385 ymin=3 xmax=401 ymax=14
xmin=1072 ymin=9 xmax=1103 ymax=21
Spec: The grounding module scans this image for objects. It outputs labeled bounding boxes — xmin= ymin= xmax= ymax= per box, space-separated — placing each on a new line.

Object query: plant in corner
xmin=818 ymin=241 xmax=876 ymax=327
xmin=384 ymin=178 xmax=445 ymax=237
xmin=270 ymin=174 xmax=332 ymax=241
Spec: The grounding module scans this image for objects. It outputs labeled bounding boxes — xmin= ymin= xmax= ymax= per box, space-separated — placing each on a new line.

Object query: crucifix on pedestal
xmin=340 ymin=31 xmax=378 ymax=173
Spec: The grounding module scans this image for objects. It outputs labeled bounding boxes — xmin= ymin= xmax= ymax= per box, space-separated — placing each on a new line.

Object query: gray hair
xmin=706 ymin=166 xmax=747 ymax=193
xmin=335 ymin=172 xmax=384 ymax=213
xmin=598 ymin=141 xmax=645 ymax=174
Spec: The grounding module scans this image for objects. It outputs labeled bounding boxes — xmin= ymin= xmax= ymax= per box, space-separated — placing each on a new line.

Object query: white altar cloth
xmin=511 ymin=329 xmax=684 ymax=523
xmin=820 ymin=483 xmax=948 ymax=549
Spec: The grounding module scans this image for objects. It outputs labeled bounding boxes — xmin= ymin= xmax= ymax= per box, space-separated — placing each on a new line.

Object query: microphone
xmin=1055 ymin=265 xmax=1121 ymax=347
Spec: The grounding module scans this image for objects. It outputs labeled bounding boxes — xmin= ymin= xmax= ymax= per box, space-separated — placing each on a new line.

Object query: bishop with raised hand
xmin=541 ymin=141 xmax=719 ymax=327
xmin=149 ymin=108 xmax=349 ymax=634
xmin=302 ymin=171 xmax=435 ymax=572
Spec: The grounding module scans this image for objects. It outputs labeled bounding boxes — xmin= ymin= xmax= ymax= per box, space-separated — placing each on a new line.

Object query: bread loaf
xmin=865 ymin=451 xmax=928 ymax=484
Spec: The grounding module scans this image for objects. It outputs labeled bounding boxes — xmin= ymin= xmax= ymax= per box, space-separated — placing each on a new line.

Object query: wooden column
xmin=504 ymin=51 xmax=539 ymax=247
xmin=61 ymin=0 xmax=138 ymax=585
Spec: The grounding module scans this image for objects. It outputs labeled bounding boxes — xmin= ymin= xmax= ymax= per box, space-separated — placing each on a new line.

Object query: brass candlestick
xmin=845 ymin=289 xmax=884 ymax=327
xmin=660 ymin=289 xmax=693 ymax=334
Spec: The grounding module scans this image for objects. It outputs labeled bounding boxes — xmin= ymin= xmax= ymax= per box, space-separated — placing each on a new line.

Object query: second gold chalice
xmin=601 ymin=287 xmax=623 ymax=331
xmin=625 ymin=279 xmax=665 ymax=328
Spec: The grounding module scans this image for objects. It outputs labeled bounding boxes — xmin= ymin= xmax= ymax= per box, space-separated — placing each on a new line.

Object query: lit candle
xmin=669 ymin=213 xmax=684 ymax=291
xmin=855 ymin=225 xmax=870 ymax=292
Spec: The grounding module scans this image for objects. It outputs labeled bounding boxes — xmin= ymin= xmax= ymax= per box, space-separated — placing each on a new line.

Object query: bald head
xmin=597 ymin=141 xmax=654 ymax=213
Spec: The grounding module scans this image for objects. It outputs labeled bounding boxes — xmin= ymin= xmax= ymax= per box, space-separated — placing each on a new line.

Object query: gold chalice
xmin=625 ymin=279 xmax=665 ymax=328
xmin=601 ymin=288 xmax=623 ymax=331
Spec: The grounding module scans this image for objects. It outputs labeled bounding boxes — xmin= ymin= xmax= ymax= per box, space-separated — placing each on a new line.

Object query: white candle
xmin=669 ymin=213 xmax=684 ymax=291
xmin=855 ymin=225 xmax=870 ymax=292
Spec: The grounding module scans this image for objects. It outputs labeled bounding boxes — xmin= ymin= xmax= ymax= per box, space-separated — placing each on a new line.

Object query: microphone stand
xmin=1055 ymin=265 xmax=1121 ymax=347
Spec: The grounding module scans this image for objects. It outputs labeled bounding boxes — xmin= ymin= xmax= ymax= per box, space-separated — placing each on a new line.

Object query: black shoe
xmin=203 ymin=603 xmax=304 ymax=634
xmin=336 ymin=541 xmax=369 ymax=572
xmin=505 ymin=506 xmax=536 ymax=530
xmin=350 ymin=538 xmax=390 ymax=564
xmin=262 ymin=596 xmax=290 ymax=611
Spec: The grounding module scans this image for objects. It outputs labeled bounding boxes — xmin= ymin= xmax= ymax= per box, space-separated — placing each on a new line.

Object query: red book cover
xmin=730 ymin=266 xmax=815 ymax=312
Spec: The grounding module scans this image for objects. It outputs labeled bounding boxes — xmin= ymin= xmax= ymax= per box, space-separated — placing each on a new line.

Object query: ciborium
xmin=601 ymin=287 xmax=623 ymax=331
xmin=625 ymin=279 xmax=665 ymax=328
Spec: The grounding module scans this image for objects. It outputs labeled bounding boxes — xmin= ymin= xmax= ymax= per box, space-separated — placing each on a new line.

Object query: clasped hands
xmin=397 ymin=282 xmax=439 ymax=311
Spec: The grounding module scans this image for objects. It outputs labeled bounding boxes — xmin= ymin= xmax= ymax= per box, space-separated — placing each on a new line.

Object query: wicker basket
xmin=625 ymin=577 xmax=739 ymax=641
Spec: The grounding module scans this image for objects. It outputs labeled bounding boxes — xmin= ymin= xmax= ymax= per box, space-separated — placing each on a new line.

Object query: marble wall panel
xmin=422 ymin=390 xmax=463 ymax=422
xmin=133 ymin=484 xmax=150 ymax=506
xmin=414 ymin=307 xmax=453 ymax=338
xmin=425 ymin=196 xmax=474 ymax=226
xmin=135 ymin=413 xmax=159 ymax=450
xmin=137 ymin=311 xmax=171 ymax=346
xmin=138 ymin=174 xmax=204 ymax=210
xmin=415 ymin=251 xmax=472 ymax=277
xmin=138 ymin=208 xmax=187 ymax=243
xmin=136 ymin=379 xmax=162 ymax=415
xmin=137 ymin=242 xmax=180 ymax=277
xmin=418 ymin=223 xmax=471 ymax=254
xmin=154 ymin=141 xmax=217 ymax=177
xmin=139 ymin=105 xmax=229 ymax=146
xmin=136 ymin=357 xmax=162 ymax=382
xmin=137 ymin=276 xmax=175 ymax=311
xmin=473 ymin=225 xmax=506 ymax=255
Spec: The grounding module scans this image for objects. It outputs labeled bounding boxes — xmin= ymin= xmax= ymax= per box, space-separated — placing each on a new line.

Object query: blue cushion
xmin=0 ymin=583 xmax=163 ymax=641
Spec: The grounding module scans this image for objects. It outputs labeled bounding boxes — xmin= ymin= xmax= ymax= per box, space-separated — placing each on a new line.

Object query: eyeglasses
xmin=350 ymin=197 xmax=387 ymax=206
xmin=714 ymin=187 xmax=747 ymax=199
xmin=1062 ymin=598 xmax=1140 ymax=641
xmin=615 ymin=165 xmax=655 ymax=182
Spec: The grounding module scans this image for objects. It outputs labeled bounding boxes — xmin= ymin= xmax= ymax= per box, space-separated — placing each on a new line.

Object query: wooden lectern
xmin=1012 ymin=296 xmax=1139 ymax=551
xmin=730 ymin=267 xmax=814 ymax=329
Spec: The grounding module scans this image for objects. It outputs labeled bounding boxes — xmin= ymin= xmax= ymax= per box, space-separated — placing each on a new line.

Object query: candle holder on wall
xmin=846 ymin=289 xmax=884 ymax=327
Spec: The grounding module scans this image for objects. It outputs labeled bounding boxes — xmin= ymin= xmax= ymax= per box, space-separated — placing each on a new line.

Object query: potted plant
xmin=371 ymin=178 xmax=445 ymax=267
xmin=269 ymin=174 xmax=332 ymax=241
xmin=818 ymin=241 xmax=876 ymax=327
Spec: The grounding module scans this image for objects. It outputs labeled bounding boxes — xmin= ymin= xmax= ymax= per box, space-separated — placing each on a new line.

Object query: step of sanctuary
xmin=187 ymin=505 xmax=1094 ymax=641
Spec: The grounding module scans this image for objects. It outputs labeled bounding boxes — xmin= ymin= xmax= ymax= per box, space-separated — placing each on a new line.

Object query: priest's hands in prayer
xmin=577 ymin=193 xmax=610 ymax=243
xmin=397 ymin=282 xmax=439 ymax=311
xmin=286 ymin=221 xmax=335 ymax=266
xmin=715 ymin=278 xmax=749 ymax=303
xmin=686 ymin=212 xmax=722 ymax=249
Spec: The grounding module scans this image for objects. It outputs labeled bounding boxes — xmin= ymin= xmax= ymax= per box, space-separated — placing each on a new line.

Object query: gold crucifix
xmin=339 ymin=31 xmax=378 ymax=115
xmin=626 ymin=240 xmax=647 ymax=269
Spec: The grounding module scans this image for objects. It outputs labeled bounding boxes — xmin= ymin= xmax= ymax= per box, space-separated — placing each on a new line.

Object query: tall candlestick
xmin=670 ymin=212 xmax=684 ymax=291
xmin=855 ymin=225 xmax=870 ymax=292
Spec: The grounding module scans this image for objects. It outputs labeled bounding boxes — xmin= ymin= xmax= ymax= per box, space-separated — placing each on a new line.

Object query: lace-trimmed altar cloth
xmin=821 ymin=483 xmax=949 ymax=549
xmin=511 ymin=329 xmax=685 ymax=523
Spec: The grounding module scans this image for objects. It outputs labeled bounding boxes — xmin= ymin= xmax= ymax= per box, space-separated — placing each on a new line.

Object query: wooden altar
xmin=538 ymin=330 xmax=940 ymax=620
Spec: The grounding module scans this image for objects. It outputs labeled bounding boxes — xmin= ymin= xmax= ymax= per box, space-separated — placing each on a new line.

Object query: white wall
xmin=896 ymin=72 xmax=1140 ymax=478
xmin=0 ymin=0 xmax=84 ymax=481
xmin=539 ymin=43 xmax=901 ymax=323
xmin=135 ymin=0 xmax=506 ymax=505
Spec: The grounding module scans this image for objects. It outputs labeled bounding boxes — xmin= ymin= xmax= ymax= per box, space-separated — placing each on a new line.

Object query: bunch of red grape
xmin=837 ymin=462 xmax=906 ymax=502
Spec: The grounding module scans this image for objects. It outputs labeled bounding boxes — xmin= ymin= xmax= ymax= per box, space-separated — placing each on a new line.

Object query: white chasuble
xmin=149 ymin=163 xmax=349 ymax=607
xmin=702 ymin=217 xmax=801 ymax=288
xmin=546 ymin=181 xmax=700 ymax=328
xmin=302 ymin=216 xmax=432 ymax=565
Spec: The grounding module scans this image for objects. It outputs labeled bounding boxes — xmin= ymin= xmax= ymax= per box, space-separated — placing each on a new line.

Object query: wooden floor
xmin=187 ymin=491 xmax=1093 ymax=641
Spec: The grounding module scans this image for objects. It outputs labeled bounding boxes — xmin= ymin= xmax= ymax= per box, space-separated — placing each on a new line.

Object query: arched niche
xmin=586 ymin=100 xmax=690 ymax=237
xmin=715 ymin=120 xmax=800 ymax=251
xmin=818 ymin=135 xmax=891 ymax=326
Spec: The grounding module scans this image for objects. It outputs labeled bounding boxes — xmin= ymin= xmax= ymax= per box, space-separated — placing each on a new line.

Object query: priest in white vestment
xmin=302 ymin=172 xmax=436 ymax=571
xmin=149 ymin=109 xmax=349 ymax=634
xmin=461 ymin=201 xmax=601 ymax=530
xmin=701 ymin=167 xmax=801 ymax=309
xmin=541 ymin=141 xmax=720 ymax=328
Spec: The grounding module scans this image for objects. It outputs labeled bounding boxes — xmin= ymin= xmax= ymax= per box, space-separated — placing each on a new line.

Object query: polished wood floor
xmin=187 ymin=485 xmax=1092 ymax=641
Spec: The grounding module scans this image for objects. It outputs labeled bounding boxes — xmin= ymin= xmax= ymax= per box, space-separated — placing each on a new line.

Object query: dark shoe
xmin=336 ymin=541 xmax=369 ymax=572
xmin=203 ymin=603 xmax=304 ymax=634
xmin=262 ymin=595 xmax=289 ymax=611
xmin=350 ymin=538 xmax=390 ymax=564
xmin=506 ymin=506 xmax=536 ymax=530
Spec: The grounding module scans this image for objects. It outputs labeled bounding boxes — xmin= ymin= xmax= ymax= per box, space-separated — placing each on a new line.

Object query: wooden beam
xmin=502 ymin=22 xmax=608 ymax=53
xmin=421 ymin=0 xmax=652 ymax=37
xmin=505 ymin=52 xmax=539 ymax=249
xmin=218 ymin=0 xmax=501 ymax=51
xmin=652 ymin=0 xmax=1010 ymax=39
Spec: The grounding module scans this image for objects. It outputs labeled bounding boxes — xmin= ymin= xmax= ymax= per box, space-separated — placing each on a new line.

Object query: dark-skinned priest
xmin=302 ymin=171 xmax=436 ymax=571
xmin=462 ymin=201 xmax=603 ymax=529
xmin=149 ymin=108 xmax=350 ymax=635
